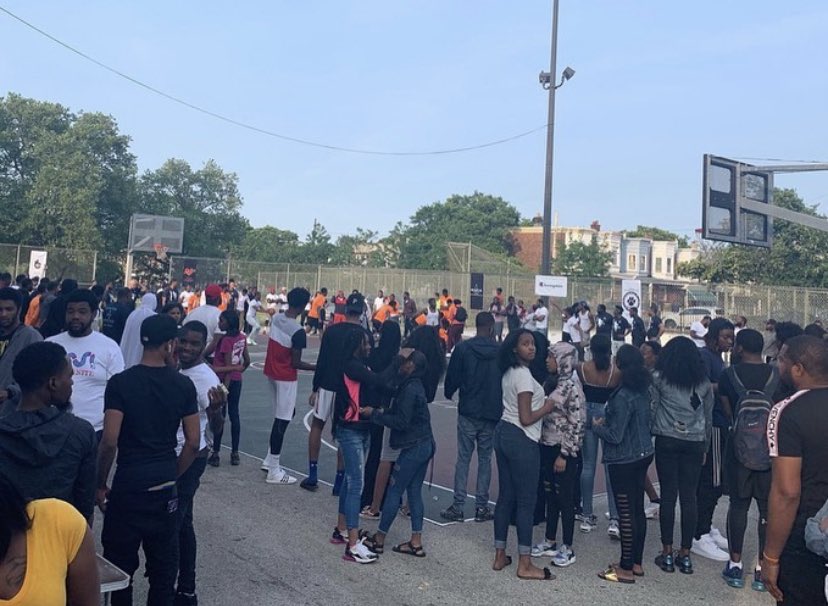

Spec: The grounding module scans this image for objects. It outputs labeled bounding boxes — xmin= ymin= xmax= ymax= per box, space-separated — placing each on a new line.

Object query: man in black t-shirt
xmin=611 ymin=305 xmax=630 ymax=356
xmin=594 ymin=304 xmax=613 ymax=339
xmin=101 ymin=287 xmax=134 ymax=345
xmin=763 ymin=335 xmax=828 ymax=605
xmin=718 ymin=329 xmax=779 ymax=590
xmin=629 ymin=306 xmax=646 ymax=347
xmin=97 ymin=314 xmax=200 ymax=605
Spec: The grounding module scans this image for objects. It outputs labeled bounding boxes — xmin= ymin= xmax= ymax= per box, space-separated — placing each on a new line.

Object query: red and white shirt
xmin=264 ymin=314 xmax=306 ymax=382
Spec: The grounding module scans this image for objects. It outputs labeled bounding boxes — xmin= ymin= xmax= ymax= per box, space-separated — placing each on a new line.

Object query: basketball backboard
xmin=128 ymin=214 xmax=184 ymax=253
xmin=702 ymin=155 xmax=773 ymax=248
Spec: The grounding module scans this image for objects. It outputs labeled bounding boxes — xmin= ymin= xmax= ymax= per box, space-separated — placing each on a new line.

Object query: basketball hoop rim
xmin=153 ymin=243 xmax=169 ymax=260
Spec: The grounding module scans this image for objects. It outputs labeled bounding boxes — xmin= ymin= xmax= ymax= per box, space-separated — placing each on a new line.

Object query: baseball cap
xmin=346 ymin=292 xmax=365 ymax=314
xmin=140 ymin=314 xmax=179 ymax=347
xmin=204 ymin=284 xmax=222 ymax=298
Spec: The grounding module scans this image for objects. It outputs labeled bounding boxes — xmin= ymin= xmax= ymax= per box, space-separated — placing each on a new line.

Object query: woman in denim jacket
xmin=593 ymin=345 xmax=653 ymax=583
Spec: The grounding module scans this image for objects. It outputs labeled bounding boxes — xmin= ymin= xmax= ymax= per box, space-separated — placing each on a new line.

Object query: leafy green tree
xmin=233 ymin=226 xmax=301 ymax=263
xmin=396 ymin=192 xmax=521 ymax=269
xmin=301 ymin=219 xmax=335 ymax=264
xmin=625 ymin=225 xmax=689 ymax=247
xmin=551 ymin=237 xmax=613 ymax=277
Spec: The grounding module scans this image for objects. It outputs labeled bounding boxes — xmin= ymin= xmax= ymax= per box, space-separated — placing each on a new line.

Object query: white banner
xmin=534 ymin=275 xmax=568 ymax=298
xmin=621 ymin=279 xmax=642 ymax=312
xmin=28 ymin=250 xmax=48 ymax=279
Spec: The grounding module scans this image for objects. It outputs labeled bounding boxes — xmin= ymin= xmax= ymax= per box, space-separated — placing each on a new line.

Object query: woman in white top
xmin=493 ymin=329 xmax=557 ymax=581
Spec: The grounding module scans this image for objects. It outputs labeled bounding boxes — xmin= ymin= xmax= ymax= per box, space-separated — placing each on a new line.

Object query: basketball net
xmin=153 ymin=243 xmax=169 ymax=261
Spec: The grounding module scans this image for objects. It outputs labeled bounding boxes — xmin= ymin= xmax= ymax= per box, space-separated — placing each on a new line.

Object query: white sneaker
xmin=709 ymin=527 xmax=729 ymax=551
xmin=579 ymin=515 xmax=597 ymax=533
xmin=531 ymin=540 xmax=560 ymax=558
xmin=266 ymin=468 xmax=297 ymax=485
xmin=260 ymin=453 xmax=273 ymax=471
xmin=551 ymin=546 xmax=576 ymax=568
xmin=607 ymin=520 xmax=620 ymax=539
xmin=344 ymin=538 xmax=379 ymax=564
xmin=645 ymin=503 xmax=660 ymax=520
xmin=604 ymin=511 xmax=611 ymax=520
xmin=691 ymin=535 xmax=730 ymax=561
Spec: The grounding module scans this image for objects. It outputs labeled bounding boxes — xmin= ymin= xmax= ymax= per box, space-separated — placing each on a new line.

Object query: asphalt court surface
xmin=227 ymin=330 xmax=610 ymax=526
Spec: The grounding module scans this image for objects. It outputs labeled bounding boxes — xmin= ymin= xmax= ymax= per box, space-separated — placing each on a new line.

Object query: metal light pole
xmin=539 ymin=0 xmax=575 ymax=277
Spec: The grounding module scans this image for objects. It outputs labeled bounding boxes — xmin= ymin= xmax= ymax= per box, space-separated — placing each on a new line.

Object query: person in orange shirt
xmin=438 ymin=289 xmax=453 ymax=312
xmin=372 ymin=300 xmax=396 ymax=333
xmin=218 ymin=286 xmax=231 ymax=312
xmin=188 ymin=289 xmax=202 ymax=312
xmin=447 ymin=298 xmax=467 ymax=352
xmin=306 ymin=288 xmax=327 ymax=335
xmin=24 ymin=282 xmax=46 ymax=327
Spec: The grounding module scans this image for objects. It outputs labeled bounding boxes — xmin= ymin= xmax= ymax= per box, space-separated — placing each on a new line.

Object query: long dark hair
xmin=344 ymin=328 xmax=369 ymax=360
xmin=615 ymin=344 xmax=650 ymax=392
xmin=0 ymin=473 xmax=30 ymax=561
xmin=403 ymin=325 xmax=446 ymax=403
xmin=219 ymin=309 xmax=240 ymax=336
xmin=655 ymin=336 xmax=706 ymax=389
xmin=498 ymin=328 xmax=533 ymax=374
xmin=590 ymin=334 xmax=611 ymax=371
xmin=369 ymin=320 xmax=401 ymax=373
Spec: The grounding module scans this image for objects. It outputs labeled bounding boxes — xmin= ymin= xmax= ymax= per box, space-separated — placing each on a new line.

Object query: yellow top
xmin=0 ymin=499 xmax=86 ymax=606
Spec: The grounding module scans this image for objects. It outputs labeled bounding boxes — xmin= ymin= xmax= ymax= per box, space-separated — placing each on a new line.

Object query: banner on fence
xmin=470 ymin=272 xmax=484 ymax=309
xmin=535 ymin=275 xmax=568 ymax=298
xmin=28 ymin=251 xmax=48 ymax=279
xmin=621 ymin=279 xmax=642 ymax=312
xmin=181 ymin=259 xmax=198 ymax=287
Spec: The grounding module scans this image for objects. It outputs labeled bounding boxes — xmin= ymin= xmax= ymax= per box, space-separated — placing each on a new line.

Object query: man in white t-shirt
xmin=277 ymin=287 xmax=289 ymax=313
xmin=533 ymin=299 xmax=549 ymax=335
xmin=374 ymin=290 xmax=385 ymax=312
xmin=179 ymin=285 xmax=192 ymax=312
xmin=265 ymin=288 xmax=278 ymax=312
xmin=690 ymin=315 xmax=711 ymax=348
xmin=236 ymin=288 xmax=248 ymax=328
xmin=46 ymin=289 xmax=125 ymax=434
xmin=175 ymin=319 xmax=226 ymax=605
xmin=183 ymin=284 xmax=223 ymax=346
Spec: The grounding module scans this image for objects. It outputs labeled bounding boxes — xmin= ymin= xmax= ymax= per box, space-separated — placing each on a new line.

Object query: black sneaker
xmin=230 ymin=451 xmax=240 ymax=466
xmin=474 ymin=507 xmax=494 ymax=522
xmin=655 ymin=552 xmax=675 ymax=573
xmin=440 ymin=504 xmax=465 ymax=522
xmin=207 ymin=452 xmax=220 ymax=467
xmin=299 ymin=477 xmax=319 ymax=492
xmin=677 ymin=553 xmax=694 ymax=575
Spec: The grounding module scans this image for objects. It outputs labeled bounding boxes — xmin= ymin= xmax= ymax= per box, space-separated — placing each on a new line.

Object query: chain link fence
xmin=0 ymin=243 xmax=98 ymax=284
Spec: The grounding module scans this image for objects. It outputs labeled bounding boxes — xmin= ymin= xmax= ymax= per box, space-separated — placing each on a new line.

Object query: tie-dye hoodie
xmin=540 ymin=342 xmax=586 ymax=456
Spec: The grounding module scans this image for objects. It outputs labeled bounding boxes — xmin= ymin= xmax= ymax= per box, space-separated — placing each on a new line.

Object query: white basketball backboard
xmin=128 ymin=214 xmax=185 ymax=253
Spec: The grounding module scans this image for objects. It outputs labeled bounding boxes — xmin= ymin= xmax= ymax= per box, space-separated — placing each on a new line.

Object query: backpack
xmin=728 ymin=365 xmax=779 ymax=471
xmin=454 ymin=306 xmax=468 ymax=323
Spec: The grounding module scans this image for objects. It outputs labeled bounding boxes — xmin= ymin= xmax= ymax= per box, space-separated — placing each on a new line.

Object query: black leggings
xmin=727 ymin=492 xmax=768 ymax=557
xmin=608 ymin=455 xmax=652 ymax=570
xmin=269 ymin=419 xmax=290 ymax=455
xmin=655 ymin=436 xmax=705 ymax=549
xmin=540 ymin=443 xmax=578 ymax=547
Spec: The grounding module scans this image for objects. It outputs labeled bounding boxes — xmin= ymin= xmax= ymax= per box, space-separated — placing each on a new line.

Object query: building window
xmin=667 ymin=257 xmax=672 ymax=274
xmin=655 ymin=258 xmax=662 ymax=273
xmin=628 ymin=254 xmax=636 ymax=270
xmin=639 ymin=256 xmax=646 ymax=271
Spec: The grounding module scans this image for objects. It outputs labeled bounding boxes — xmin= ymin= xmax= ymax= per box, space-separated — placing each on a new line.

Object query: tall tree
xmin=551 ymin=237 xmax=613 ymax=277
xmin=233 ymin=226 xmax=302 ymax=263
xmin=625 ymin=225 xmax=689 ymax=247
xmin=396 ymin=192 xmax=521 ymax=269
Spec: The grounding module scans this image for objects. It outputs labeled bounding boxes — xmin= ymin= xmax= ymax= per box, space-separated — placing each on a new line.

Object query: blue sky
xmin=1 ymin=1 xmax=827 ymax=242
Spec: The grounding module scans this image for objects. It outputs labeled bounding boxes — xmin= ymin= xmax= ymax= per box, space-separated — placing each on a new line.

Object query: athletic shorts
xmin=380 ymin=427 xmax=400 ymax=463
xmin=307 ymin=317 xmax=320 ymax=329
xmin=269 ymin=379 xmax=298 ymax=421
xmin=313 ymin=387 xmax=336 ymax=422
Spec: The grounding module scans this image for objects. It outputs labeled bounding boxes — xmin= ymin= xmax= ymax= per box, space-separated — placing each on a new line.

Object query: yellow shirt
xmin=0 ymin=499 xmax=86 ymax=606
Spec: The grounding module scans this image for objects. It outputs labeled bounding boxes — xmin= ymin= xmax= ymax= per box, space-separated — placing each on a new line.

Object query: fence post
xmin=15 ymin=244 xmax=21 ymax=276
xmin=257 ymin=271 xmax=261 ymax=290
xmin=316 ymin=265 xmax=322 ymax=292
xmin=805 ymin=290 xmax=811 ymax=324
xmin=92 ymin=251 xmax=98 ymax=284
xmin=286 ymin=264 xmax=291 ymax=289
xmin=225 ymin=255 xmax=232 ymax=283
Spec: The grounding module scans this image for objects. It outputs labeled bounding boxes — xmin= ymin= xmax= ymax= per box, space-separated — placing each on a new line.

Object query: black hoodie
xmin=444 ymin=335 xmax=502 ymax=422
xmin=0 ymin=406 xmax=97 ymax=519
xmin=372 ymin=352 xmax=434 ymax=450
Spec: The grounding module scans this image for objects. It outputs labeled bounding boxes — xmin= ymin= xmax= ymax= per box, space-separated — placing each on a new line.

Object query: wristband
xmin=762 ymin=552 xmax=780 ymax=564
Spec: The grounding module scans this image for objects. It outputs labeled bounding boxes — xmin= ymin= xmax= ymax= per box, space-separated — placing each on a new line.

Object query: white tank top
xmin=426 ymin=310 xmax=440 ymax=326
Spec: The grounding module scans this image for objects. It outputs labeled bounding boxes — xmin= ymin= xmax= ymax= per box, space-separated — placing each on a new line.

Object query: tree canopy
xmin=551 ymin=237 xmax=613 ymax=277
xmin=625 ymin=225 xmax=689 ymax=247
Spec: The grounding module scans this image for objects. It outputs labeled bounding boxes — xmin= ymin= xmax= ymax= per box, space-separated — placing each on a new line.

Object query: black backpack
xmin=728 ymin=365 xmax=779 ymax=471
xmin=454 ymin=307 xmax=468 ymax=323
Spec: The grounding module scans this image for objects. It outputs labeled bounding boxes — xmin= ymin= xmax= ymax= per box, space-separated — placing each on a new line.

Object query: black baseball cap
xmin=346 ymin=292 xmax=365 ymax=314
xmin=141 ymin=314 xmax=179 ymax=347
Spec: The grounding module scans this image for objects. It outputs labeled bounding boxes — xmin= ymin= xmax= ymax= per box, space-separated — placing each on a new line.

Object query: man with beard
xmin=47 ymin=289 xmax=124 ymax=439
xmin=174 ymin=320 xmax=226 ymax=606
xmin=763 ymin=335 xmax=828 ymax=605
xmin=0 ymin=287 xmax=42 ymax=407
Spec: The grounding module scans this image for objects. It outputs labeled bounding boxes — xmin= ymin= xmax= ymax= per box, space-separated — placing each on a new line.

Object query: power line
xmin=0 ymin=5 xmax=548 ymax=156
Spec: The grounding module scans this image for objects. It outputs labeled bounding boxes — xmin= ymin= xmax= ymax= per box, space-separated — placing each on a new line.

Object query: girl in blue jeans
xmin=576 ymin=335 xmax=621 ymax=534
xmin=362 ymin=350 xmax=434 ymax=557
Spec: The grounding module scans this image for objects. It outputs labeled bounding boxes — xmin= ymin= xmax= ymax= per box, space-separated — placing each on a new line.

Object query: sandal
xmin=610 ymin=562 xmax=644 ymax=577
xmin=493 ymin=555 xmax=513 ymax=571
xmin=360 ymin=506 xmax=380 ymax=519
xmin=598 ymin=565 xmax=635 ymax=584
xmin=361 ymin=532 xmax=384 ymax=554
xmin=518 ymin=566 xmax=555 ymax=581
xmin=392 ymin=541 xmax=426 ymax=558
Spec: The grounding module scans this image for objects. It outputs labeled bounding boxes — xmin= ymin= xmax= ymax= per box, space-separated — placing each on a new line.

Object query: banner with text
xmin=470 ymin=272 xmax=484 ymax=310
xmin=534 ymin=275 xmax=568 ymax=299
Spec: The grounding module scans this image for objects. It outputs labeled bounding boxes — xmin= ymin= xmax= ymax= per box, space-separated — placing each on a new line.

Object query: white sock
xmin=729 ymin=560 xmax=742 ymax=569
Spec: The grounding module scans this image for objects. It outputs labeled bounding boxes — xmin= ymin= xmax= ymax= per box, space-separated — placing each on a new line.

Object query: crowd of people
xmin=0 ymin=268 xmax=826 ymax=605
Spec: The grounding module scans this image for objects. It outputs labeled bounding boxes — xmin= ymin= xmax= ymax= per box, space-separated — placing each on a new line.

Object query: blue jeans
xmin=580 ymin=401 xmax=618 ymax=519
xmin=379 ymin=439 xmax=434 ymax=535
xmin=493 ymin=421 xmax=540 ymax=556
xmin=337 ymin=426 xmax=371 ymax=531
xmin=453 ymin=415 xmax=496 ymax=509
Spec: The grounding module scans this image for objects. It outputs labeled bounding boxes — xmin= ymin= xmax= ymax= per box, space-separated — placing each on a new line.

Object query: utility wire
xmin=0 ymin=5 xmax=547 ymax=156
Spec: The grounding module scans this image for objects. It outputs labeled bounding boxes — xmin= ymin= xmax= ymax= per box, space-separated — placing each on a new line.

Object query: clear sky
xmin=1 ymin=1 xmax=827 ymax=242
